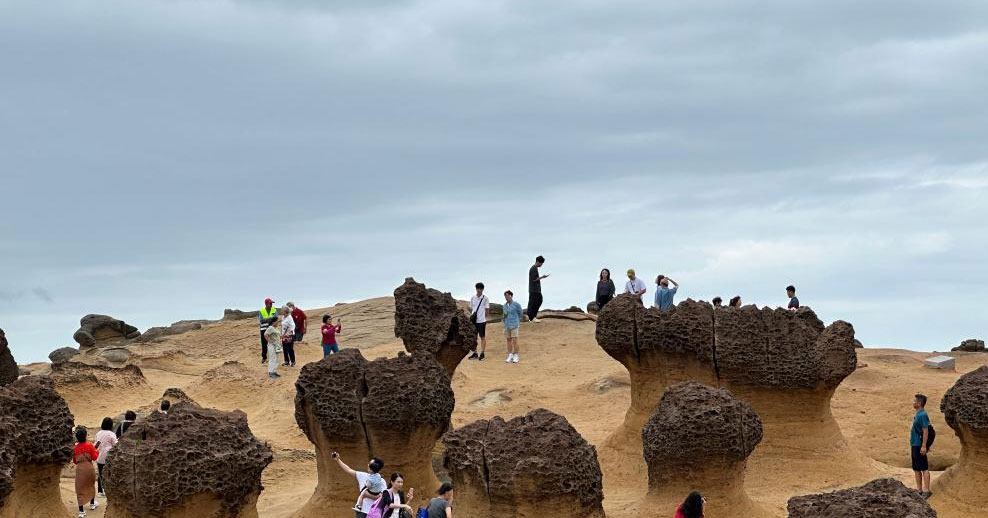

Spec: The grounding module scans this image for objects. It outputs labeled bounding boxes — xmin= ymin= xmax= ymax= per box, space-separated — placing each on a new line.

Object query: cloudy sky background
xmin=2 ymin=0 xmax=987 ymax=362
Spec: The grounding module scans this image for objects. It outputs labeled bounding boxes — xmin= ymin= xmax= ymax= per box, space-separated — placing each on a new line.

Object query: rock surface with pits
xmin=787 ymin=478 xmax=936 ymax=518
xmin=0 ymin=330 xmax=16 ymax=387
xmin=932 ymin=365 xmax=988 ymax=512
xmin=393 ymin=278 xmax=476 ymax=373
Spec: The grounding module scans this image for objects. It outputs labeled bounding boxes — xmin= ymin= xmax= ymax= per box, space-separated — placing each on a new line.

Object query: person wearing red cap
xmin=259 ymin=298 xmax=279 ymax=364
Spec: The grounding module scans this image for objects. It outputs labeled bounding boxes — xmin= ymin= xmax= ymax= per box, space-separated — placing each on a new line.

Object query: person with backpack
xmin=425 ymin=482 xmax=453 ymax=518
xmin=911 ymin=393 xmax=935 ymax=496
xmin=467 ymin=283 xmax=490 ymax=361
xmin=332 ymin=451 xmax=385 ymax=518
xmin=115 ymin=410 xmax=136 ymax=438
xmin=367 ymin=472 xmax=415 ymax=518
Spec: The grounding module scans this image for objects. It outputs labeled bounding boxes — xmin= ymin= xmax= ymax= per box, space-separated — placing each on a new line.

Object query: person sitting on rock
xmin=654 ymin=275 xmax=680 ymax=310
xmin=712 ymin=297 xmax=723 ymax=307
xmin=502 ymin=290 xmax=524 ymax=363
xmin=263 ymin=314 xmax=282 ymax=378
xmin=346 ymin=455 xmax=386 ymax=514
xmin=787 ymin=285 xmax=800 ymax=310
xmin=675 ymin=491 xmax=705 ymax=518
xmin=94 ymin=417 xmax=118 ymax=497
xmin=426 ymin=482 xmax=454 ymax=518
xmin=73 ymin=427 xmax=100 ymax=517
xmin=729 ymin=296 xmax=742 ymax=308
xmin=320 ymin=314 xmax=342 ymax=357
xmin=115 ymin=410 xmax=136 ymax=437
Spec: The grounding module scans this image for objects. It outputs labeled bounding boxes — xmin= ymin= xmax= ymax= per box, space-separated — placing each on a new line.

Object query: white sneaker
xmin=512 ymin=355 xmax=520 ymax=363
xmin=78 ymin=512 xmax=86 ymax=518
xmin=531 ymin=318 xmax=541 ymax=323
xmin=505 ymin=355 xmax=512 ymax=362
xmin=91 ymin=500 xmax=99 ymax=510
xmin=98 ymin=491 xmax=105 ymax=497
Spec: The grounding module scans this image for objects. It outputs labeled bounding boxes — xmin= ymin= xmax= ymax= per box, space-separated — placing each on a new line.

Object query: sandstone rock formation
xmin=787 ymin=478 xmax=936 ymax=518
xmin=393 ymin=278 xmax=476 ymax=373
xmin=293 ymin=349 xmax=454 ymax=518
xmin=0 ymin=329 xmax=16 ymax=387
xmin=48 ymin=346 xmax=79 ymax=364
xmin=952 ymin=338 xmax=985 ymax=352
xmin=50 ymin=362 xmax=147 ymax=389
xmin=73 ymin=314 xmax=140 ymax=348
xmin=641 ymin=382 xmax=770 ymax=517
xmin=138 ymin=320 xmax=209 ymax=343
xmin=223 ymin=309 xmax=259 ymax=321
xmin=105 ymin=402 xmax=272 ymax=518
xmin=595 ymin=295 xmax=864 ymax=485
xmin=443 ymin=408 xmax=605 ymax=518
xmin=932 ymin=365 xmax=988 ymax=513
xmin=587 ymin=301 xmax=600 ymax=314
xmin=0 ymin=376 xmax=74 ymax=518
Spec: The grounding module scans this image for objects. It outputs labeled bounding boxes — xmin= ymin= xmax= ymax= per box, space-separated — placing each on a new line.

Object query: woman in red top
xmin=674 ymin=491 xmax=705 ymax=518
xmin=73 ymin=427 xmax=99 ymax=517
xmin=321 ymin=314 xmax=343 ymax=357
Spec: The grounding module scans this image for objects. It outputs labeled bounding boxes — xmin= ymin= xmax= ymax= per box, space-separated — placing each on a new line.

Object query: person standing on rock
xmin=911 ymin=393 xmax=933 ymax=496
xmin=287 ymin=302 xmax=308 ymax=343
xmin=787 ymin=285 xmax=800 ymax=310
xmin=712 ymin=297 xmax=723 ymax=307
xmin=468 ymin=282 xmax=490 ymax=361
xmin=729 ymin=296 xmax=742 ymax=308
xmin=94 ymin=417 xmax=117 ymax=497
xmin=115 ymin=410 xmax=136 ymax=437
xmin=263 ymin=314 xmax=282 ymax=378
xmin=675 ymin=491 xmax=705 ymax=518
xmin=331 ymin=452 xmax=385 ymax=518
xmin=321 ymin=314 xmax=343 ymax=357
xmin=426 ymin=482 xmax=454 ymax=518
xmin=596 ymin=269 xmax=616 ymax=310
xmin=281 ymin=306 xmax=297 ymax=367
xmin=503 ymin=290 xmax=524 ymax=363
xmin=654 ymin=275 xmax=680 ymax=309
xmin=527 ymin=255 xmax=548 ymax=323
xmin=624 ymin=269 xmax=647 ymax=300
xmin=73 ymin=427 xmax=99 ymax=517
xmin=259 ymin=298 xmax=278 ymax=365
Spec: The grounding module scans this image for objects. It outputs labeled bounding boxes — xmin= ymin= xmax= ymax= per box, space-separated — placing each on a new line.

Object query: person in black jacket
xmin=115 ymin=410 xmax=136 ymax=438
xmin=596 ymin=269 xmax=616 ymax=310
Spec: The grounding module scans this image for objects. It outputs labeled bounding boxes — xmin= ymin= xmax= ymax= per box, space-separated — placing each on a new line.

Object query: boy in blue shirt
xmin=911 ymin=394 xmax=932 ymax=495
xmin=502 ymin=290 xmax=524 ymax=363
xmin=654 ymin=275 xmax=679 ymax=309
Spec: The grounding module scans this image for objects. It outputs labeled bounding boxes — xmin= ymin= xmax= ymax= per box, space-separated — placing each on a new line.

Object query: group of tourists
xmin=333 ymin=452 xmax=453 ymax=518
xmin=258 ymin=299 xmax=344 ymax=378
xmin=597 ymin=270 xmax=802 ymax=313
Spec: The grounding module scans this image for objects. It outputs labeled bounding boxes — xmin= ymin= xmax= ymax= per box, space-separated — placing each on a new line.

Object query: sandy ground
xmin=37 ymin=297 xmax=985 ymax=518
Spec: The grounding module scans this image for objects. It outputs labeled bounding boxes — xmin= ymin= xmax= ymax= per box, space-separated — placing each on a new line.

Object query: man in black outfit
xmin=527 ymin=255 xmax=548 ymax=323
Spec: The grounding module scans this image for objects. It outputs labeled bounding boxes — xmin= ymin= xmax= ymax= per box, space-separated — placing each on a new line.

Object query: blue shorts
xmin=322 ymin=343 xmax=339 ymax=357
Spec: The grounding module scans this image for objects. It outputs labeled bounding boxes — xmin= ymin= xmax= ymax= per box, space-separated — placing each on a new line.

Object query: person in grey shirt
xmin=527 ymin=256 xmax=548 ymax=323
xmin=426 ymin=482 xmax=453 ymax=518
xmin=787 ymin=285 xmax=800 ymax=310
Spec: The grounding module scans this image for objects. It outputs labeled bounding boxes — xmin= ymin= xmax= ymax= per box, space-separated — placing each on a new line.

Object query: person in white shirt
xmin=280 ymin=306 xmax=297 ymax=367
xmin=624 ymin=269 xmax=647 ymax=299
xmin=467 ymin=282 xmax=490 ymax=361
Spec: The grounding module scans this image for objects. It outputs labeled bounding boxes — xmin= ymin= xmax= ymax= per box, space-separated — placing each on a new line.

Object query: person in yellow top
xmin=259 ymin=298 xmax=278 ymax=364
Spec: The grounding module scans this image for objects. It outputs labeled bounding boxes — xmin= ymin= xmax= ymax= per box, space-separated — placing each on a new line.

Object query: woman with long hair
xmin=73 ymin=427 xmax=99 ymax=517
xmin=596 ymin=269 xmax=616 ymax=310
xmin=675 ymin=491 xmax=705 ymax=518
xmin=373 ymin=472 xmax=415 ymax=518
xmin=93 ymin=417 xmax=118 ymax=497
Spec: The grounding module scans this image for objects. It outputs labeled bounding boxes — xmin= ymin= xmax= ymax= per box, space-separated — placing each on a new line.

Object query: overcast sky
xmin=2 ymin=0 xmax=987 ymax=363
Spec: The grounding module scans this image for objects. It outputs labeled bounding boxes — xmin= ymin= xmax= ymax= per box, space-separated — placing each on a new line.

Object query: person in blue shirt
xmin=654 ymin=275 xmax=680 ymax=309
xmin=502 ymin=290 xmax=524 ymax=364
xmin=910 ymin=393 xmax=932 ymax=495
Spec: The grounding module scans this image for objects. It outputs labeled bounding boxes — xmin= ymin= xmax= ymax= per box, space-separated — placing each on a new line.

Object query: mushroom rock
xmin=932 ymin=366 xmax=988 ymax=513
xmin=293 ymin=349 xmax=454 ymax=518
xmin=0 ymin=376 xmax=74 ymax=518
xmin=641 ymin=382 xmax=770 ymax=517
xmin=104 ymin=402 xmax=272 ymax=518
xmin=595 ymin=295 xmax=866 ymax=486
xmin=393 ymin=278 xmax=476 ymax=374
xmin=787 ymin=478 xmax=936 ymax=518
xmin=443 ymin=409 xmax=605 ymax=518
xmin=0 ymin=330 xmax=16 ymax=387
xmin=73 ymin=314 xmax=140 ymax=348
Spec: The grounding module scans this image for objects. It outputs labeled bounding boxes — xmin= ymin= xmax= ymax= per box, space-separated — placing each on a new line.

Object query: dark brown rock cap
xmin=443 ymin=408 xmax=604 ymax=510
xmin=105 ymin=402 xmax=272 ymax=517
xmin=643 ymin=382 xmax=762 ymax=470
xmin=787 ymin=478 xmax=936 ymax=518
xmin=73 ymin=314 xmax=140 ymax=348
xmin=0 ymin=329 xmax=17 ymax=387
xmin=393 ymin=278 xmax=476 ymax=372
xmin=941 ymin=365 xmax=988 ymax=431
xmin=0 ymin=376 xmax=74 ymax=467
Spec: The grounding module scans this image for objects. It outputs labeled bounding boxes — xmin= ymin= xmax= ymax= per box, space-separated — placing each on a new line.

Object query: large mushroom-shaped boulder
xmin=394 ymin=278 xmax=476 ymax=374
xmin=73 ymin=314 xmax=140 ymax=348
xmin=595 ymin=295 xmax=865 ymax=486
xmin=787 ymin=478 xmax=936 ymax=517
xmin=0 ymin=330 xmax=16 ymax=387
xmin=293 ymin=349 xmax=455 ymax=518
xmin=932 ymin=365 xmax=988 ymax=513
xmin=443 ymin=409 xmax=605 ymax=518
xmin=0 ymin=376 xmax=74 ymax=518
xmin=104 ymin=402 xmax=272 ymax=518
xmin=641 ymin=382 xmax=770 ymax=517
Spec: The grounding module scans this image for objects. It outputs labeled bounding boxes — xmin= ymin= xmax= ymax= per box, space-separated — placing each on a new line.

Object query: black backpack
xmin=927 ymin=424 xmax=936 ymax=449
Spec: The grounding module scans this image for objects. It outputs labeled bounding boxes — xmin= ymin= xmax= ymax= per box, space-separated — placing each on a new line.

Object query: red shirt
xmin=674 ymin=506 xmax=702 ymax=518
xmin=321 ymin=323 xmax=341 ymax=345
xmin=73 ymin=442 xmax=99 ymax=464
xmin=291 ymin=308 xmax=307 ymax=334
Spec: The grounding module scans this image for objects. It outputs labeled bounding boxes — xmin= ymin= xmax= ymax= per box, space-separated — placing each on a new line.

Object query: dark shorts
xmin=354 ymin=512 xmax=367 ymax=518
xmin=911 ymin=446 xmax=929 ymax=472
xmin=474 ymin=322 xmax=487 ymax=338
xmin=294 ymin=332 xmax=304 ymax=342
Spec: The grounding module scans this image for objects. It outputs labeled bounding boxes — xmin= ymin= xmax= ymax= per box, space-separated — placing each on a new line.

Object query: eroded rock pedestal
xmin=394 ymin=278 xmax=476 ymax=374
xmin=73 ymin=314 xmax=140 ymax=348
xmin=105 ymin=402 xmax=272 ymax=518
xmin=0 ymin=330 xmax=17 ymax=387
xmin=641 ymin=382 xmax=770 ymax=517
xmin=293 ymin=349 xmax=455 ymax=518
xmin=595 ymin=295 xmax=866 ymax=484
xmin=0 ymin=376 xmax=74 ymax=518
xmin=443 ymin=409 xmax=605 ymax=518
xmin=931 ymin=365 xmax=988 ymax=515
xmin=788 ymin=478 xmax=936 ymax=518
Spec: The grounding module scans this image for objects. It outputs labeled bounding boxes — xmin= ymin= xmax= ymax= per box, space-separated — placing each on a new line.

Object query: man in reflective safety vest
xmin=259 ymin=298 xmax=279 ymax=364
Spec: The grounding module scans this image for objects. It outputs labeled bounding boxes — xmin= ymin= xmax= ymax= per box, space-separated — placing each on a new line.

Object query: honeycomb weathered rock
xmin=0 ymin=330 xmax=16 ymax=387
xmin=393 ymin=278 xmax=476 ymax=374
xmin=787 ymin=478 xmax=936 ymax=518
xmin=942 ymin=365 xmax=988 ymax=431
xmin=932 ymin=366 xmax=988 ymax=510
xmin=105 ymin=402 xmax=272 ymax=518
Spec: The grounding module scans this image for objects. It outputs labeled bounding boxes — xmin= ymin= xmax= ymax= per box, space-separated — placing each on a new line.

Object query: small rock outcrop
xmin=641 ymin=382 xmax=770 ymax=517
xmin=293 ymin=349 xmax=455 ymax=518
xmin=50 ymin=362 xmax=147 ymax=389
xmin=933 ymin=365 xmax=988 ymax=511
xmin=587 ymin=301 xmax=600 ymax=314
xmin=73 ymin=314 xmax=140 ymax=348
xmin=393 ymin=278 xmax=476 ymax=374
xmin=138 ymin=320 xmax=209 ymax=343
xmin=105 ymin=402 xmax=272 ymax=518
xmin=0 ymin=376 xmax=74 ymax=518
xmin=48 ymin=346 xmax=79 ymax=364
xmin=787 ymin=478 xmax=936 ymax=518
xmin=0 ymin=329 xmax=16 ymax=387
xmin=952 ymin=338 xmax=985 ymax=352
xmin=443 ymin=409 xmax=605 ymax=518
xmin=223 ymin=309 xmax=259 ymax=321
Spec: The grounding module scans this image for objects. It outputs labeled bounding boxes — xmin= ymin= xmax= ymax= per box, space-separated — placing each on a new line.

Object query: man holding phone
xmin=527 ymin=255 xmax=548 ymax=323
